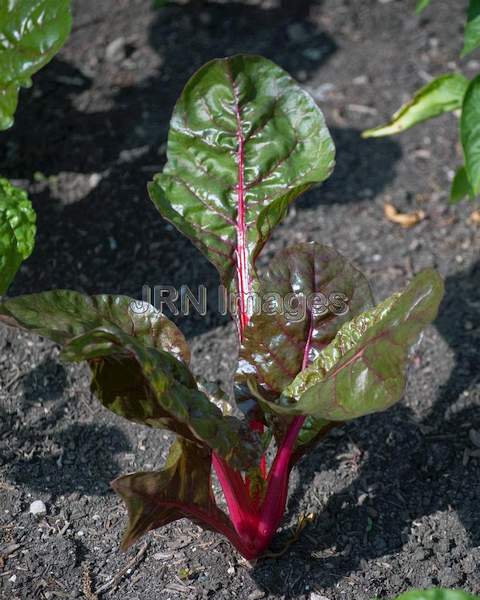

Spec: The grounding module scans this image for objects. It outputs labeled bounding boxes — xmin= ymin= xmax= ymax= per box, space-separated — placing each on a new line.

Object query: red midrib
xmin=233 ymin=92 xmax=250 ymax=338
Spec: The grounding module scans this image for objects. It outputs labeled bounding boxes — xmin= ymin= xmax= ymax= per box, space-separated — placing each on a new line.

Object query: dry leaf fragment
xmin=384 ymin=202 xmax=426 ymax=228
xmin=469 ymin=209 xmax=480 ymax=224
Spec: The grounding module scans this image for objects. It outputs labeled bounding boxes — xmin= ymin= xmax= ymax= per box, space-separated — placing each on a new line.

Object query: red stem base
xmin=213 ymin=415 xmax=306 ymax=559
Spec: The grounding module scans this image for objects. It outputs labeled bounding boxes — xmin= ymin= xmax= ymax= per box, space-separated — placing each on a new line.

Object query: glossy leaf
xmin=462 ymin=0 xmax=480 ymax=57
xmin=112 ymin=437 xmax=237 ymax=550
xmin=0 ymin=0 xmax=72 ymax=130
xmin=63 ymin=325 xmax=261 ymax=469
xmin=461 ymin=75 xmax=480 ymax=195
xmin=0 ymin=290 xmax=190 ymax=362
xmin=416 ymin=0 xmax=432 ymax=14
xmin=148 ymin=55 xmax=335 ymax=318
xmin=259 ymin=270 xmax=444 ymax=421
xmin=236 ymin=242 xmax=373 ymax=448
xmin=362 ymin=74 xmax=469 ymax=138
xmin=385 ymin=590 xmax=480 ymax=600
xmin=0 ymin=178 xmax=36 ymax=294
xmin=450 ymin=166 xmax=475 ymax=204
xmin=0 ymin=291 xmax=261 ymax=469
xmin=237 ymin=242 xmax=374 ymax=397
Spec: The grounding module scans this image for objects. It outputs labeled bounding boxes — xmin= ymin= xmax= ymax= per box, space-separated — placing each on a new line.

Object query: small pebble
xmin=29 ymin=500 xmax=47 ymax=516
xmin=248 ymin=591 xmax=265 ymax=600
xmin=105 ymin=37 xmax=126 ymax=63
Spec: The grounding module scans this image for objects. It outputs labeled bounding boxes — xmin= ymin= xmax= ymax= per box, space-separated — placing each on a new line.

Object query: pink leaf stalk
xmin=210 ymin=71 xmax=312 ymax=559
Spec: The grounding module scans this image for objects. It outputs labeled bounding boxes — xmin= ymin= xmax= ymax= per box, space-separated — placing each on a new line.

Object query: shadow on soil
xmin=250 ymin=262 xmax=480 ymax=597
xmin=2 ymin=358 xmax=130 ymax=497
xmin=2 ymin=0 xmax=400 ymax=340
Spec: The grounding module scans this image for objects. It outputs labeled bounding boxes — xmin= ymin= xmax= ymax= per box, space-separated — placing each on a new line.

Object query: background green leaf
xmin=148 ymin=55 xmax=335 ymax=297
xmin=0 ymin=0 xmax=72 ymax=130
xmin=462 ymin=0 xmax=480 ymax=57
xmin=416 ymin=0 xmax=433 ymax=14
xmin=260 ymin=270 xmax=444 ymax=421
xmin=450 ymin=166 xmax=475 ymax=204
xmin=0 ymin=178 xmax=36 ymax=294
xmin=461 ymin=75 xmax=480 ymax=195
xmin=362 ymin=74 xmax=469 ymax=138
xmin=385 ymin=590 xmax=480 ymax=600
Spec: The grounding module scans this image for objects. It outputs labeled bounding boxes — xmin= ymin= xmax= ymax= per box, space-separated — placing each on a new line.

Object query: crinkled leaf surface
xmin=384 ymin=591 xmax=480 ymax=600
xmin=259 ymin=270 xmax=444 ymax=421
xmin=363 ymin=74 xmax=469 ymax=138
xmin=237 ymin=242 xmax=374 ymax=396
xmin=461 ymin=75 xmax=480 ymax=195
xmin=450 ymin=166 xmax=475 ymax=204
xmin=0 ymin=178 xmax=36 ymax=294
xmin=63 ymin=325 xmax=260 ymax=469
xmin=236 ymin=242 xmax=373 ymax=449
xmin=462 ymin=0 xmax=480 ymax=57
xmin=0 ymin=290 xmax=190 ymax=361
xmin=112 ymin=437 xmax=235 ymax=550
xmin=148 ymin=55 xmax=335 ymax=303
xmin=0 ymin=0 xmax=72 ymax=129
xmin=0 ymin=291 xmax=261 ymax=469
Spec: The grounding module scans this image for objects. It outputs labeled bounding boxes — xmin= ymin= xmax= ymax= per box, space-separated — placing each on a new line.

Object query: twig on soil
xmin=3 ymin=370 xmax=24 ymax=391
xmin=82 ymin=562 xmax=99 ymax=600
xmin=94 ymin=541 xmax=149 ymax=596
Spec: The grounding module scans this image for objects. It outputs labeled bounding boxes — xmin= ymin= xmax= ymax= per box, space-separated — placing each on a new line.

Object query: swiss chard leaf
xmin=112 ymin=437 xmax=236 ymax=550
xmin=148 ymin=55 xmax=335 ymax=328
xmin=362 ymin=74 xmax=469 ymax=138
xmin=237 ymin=242 xmax=374 ymax=397
xmin=462 ymin=0 xmax=480 ymax=57
xmin=0 ymin=0 xmax=72 ymax=130
xmin=0 ymin=291 xmax=261 ymax=469
xmin=0 ymin=178 xmax=36 ymax=294
xmin=259 ymin=270 xmax=444 ymax=421
xmin=0 ymin=290 xmax=190 ymax=361
xmin=235 ymin=242 xmax=374 ymax=448
xmin=461 ymin=75 xmax=480 ymax=195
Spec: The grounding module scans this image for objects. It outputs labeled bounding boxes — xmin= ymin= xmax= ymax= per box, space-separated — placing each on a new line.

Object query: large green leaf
xmin=462 ymin=0 xmax=480 ymax=57
xmin=0 ymin=290 xmax=191 ymax=361
xmin=384 ymin=590 xmax=480 ymax=600
xmin=112 ymin=437 xmax=235 ymax=550
xmin=0 ymin=0 xmax=72 ymax=130
xmin=0 ymin=178 xmax=36 ymax=294
xmin=235 ymin=242 xmax=374 ymax=449
xmin=362 ymin=74 xmax=469 ymax=138
xmin=258 ymin=270 xmax=444 ymax=421
xmin=148 ymin=55 xmax=335 ymax=305
xmin=237 ymin=242 xmax=374 ymax=397
xmin=62 ymin=325 xmax=261 ymax=469
xmin=461 ymin=75 xmax=480 ymax=195
xmin=0 ymin=291 xmax=261 ymax=469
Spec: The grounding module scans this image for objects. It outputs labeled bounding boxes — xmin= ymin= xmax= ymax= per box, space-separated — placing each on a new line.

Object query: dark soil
xmin=1 ymin=0 xmax=479 ymax=599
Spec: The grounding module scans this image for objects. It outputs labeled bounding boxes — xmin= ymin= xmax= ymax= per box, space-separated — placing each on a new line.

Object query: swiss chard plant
xmin=363 ymin=1 xmax=480 ymax=206
xmin=0 ymin=0 xmax=72 ymax=292
xmin=0 ymin=55 xmax=444 ymax=560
